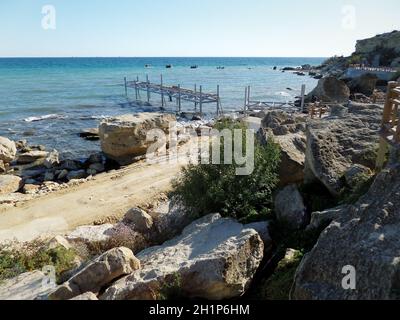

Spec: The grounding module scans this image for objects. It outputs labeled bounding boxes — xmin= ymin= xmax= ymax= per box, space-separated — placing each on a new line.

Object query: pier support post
xmin=199 ymin=85 xmax=203 ymax=117
xmin=161 ymin=75 xmax=164 ymax=108
xmin=146 ymin=75 xmax=150 ymax=103
xmin=178 ymin=84 xmax=181 ymax=113
xmin=217 ymin=85 xmax=220 ymax=116
xmin=194 ymin=84 xmax=198 ymax=111
xmin=244 ymin=87 xmax=248 ymax=115
xmin=300 ymin=84 xmax=306 ymax=113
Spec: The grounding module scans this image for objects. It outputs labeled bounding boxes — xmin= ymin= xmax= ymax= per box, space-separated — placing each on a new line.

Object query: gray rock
xmin=304 ymin=102 xmax=381 ymax=196
xmin=0 ymin=136 xmax=17 ymax=163
xmin=57 ymin=169 xmax=69 ymax=180
xmin=67 ymin=170 xmax=87 ymax=181
xmin=307 ymin=77 xmax=350 ymax=103
xmin=89 ymin=163 xmax=105 ymax=173
xmin=348 ymin=73 xmax=378 ymax=96
xmin=0 ymin=175 xmax=23 ymax=194
xmin=292 ymin=164 xmax=400 ymax=300
xmin=275 ymin=185 xmax=307 ymax=229
xmin=44 ymin=171 xmax=55 ymax=182
xmin=70 ymin=292 xmax=98 ymax=300
xmin=17 ymin=150 xmax=48 ymax=165
xmin=44 ymin=149 xmax=59 ymax=169
xmin=258 ymin=111 xmax=307 ymax=186
xmin=49 ymin=247 xmax=141 ymax=300
xmin=123 ymin=207 xmax=154 ymax=233
xmin=0 ymin=271 xmax=55 ymax=300
xmin=101 ymin=214 xmax=264 ymax=300
xmin=88 ymin=153 xmax=104 ymax=164
xmin=245 ymin=221 xmax=272 ymax=251
xmin=344 ymin=164 xmax=373 ymax=189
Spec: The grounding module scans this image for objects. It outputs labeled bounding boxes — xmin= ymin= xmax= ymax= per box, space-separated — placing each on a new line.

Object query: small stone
xmin=44 ymin=171 xmax=55 ymax=182
xmin=123 ymin=207 xmax=154 ymax=233
xmin=0 ymin=175 xmax=23 ymax=194
xmin=89 ymin=163 xmax=105 ymax=173
xmin=44 ymin=150 xmax=60 ymax=169
xmin=57 ymin=169 xmax=69 ymax=180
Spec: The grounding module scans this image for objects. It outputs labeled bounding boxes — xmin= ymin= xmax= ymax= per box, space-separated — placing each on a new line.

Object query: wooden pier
xmin=124 ymin=75 xmax=222 ymax=116
xmin=376 ymin=81 xmax=400 ymax=170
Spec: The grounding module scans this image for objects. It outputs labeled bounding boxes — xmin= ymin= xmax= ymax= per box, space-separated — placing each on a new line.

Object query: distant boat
xmin=144 ymin=64 xmax=152 ymax=68
xmin=190 ymin=65 xmax=198 ymax=69
xmin=216 ymin=66 xmax=225 ymax=70
xmin=166 ymin=64 xmax=173 ymax=69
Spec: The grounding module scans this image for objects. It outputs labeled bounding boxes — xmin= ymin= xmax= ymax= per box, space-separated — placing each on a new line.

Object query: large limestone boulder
xmin=348 ymin=73 xmax=378 ymax=96
xmin=99 ymin=113 xmax=176 ymax=165
xmin=0 ymin=271 xmax=55 ymax=300
xmin=258 ymin=111 xmax=307 ymax=186
xmin=0 ymin=137 xmax=16 ymax=163
xmin=101 ymin=214 xmax=264 ymax=300
xmin=304 ymin=102 xmax=381 ymax=196
xmin=292 ymin=164 xmax=400 ymax=300
xmin=17 ymin=150 xmax=48 ymax=165
xmin=0 ymin=175 xmax=23 ymax=194
xmin=275 ymin=185 xmax=307 ymax=229
xmin=307 ymin=77 xmax=350 ymax=103
xmin=66 ymin=223 xmax=147 ymax=254
xmin=49 ymin=247 xmax=141 ymax=300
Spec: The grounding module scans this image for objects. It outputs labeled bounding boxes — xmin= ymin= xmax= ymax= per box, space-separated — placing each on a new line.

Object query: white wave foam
xmin=24 ymin=114 xmax=67 ymax=123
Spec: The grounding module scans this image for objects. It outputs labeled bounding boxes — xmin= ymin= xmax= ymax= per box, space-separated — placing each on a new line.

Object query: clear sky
xmin=0 ymin=0 xmax=399 ymax=57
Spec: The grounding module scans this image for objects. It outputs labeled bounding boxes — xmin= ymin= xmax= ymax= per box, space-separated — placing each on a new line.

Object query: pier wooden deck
xmin=124 ymin=75 xmax=222 ymax=116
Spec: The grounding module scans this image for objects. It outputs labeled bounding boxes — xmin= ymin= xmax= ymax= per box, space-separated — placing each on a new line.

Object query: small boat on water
xmin=190 ymin=65 xmax=198 ymax=69
xmin=216 ymin=66 xmax=225 ymax=70
xmin=144 ymin=64 xmax=152 ymax=68
xmin=166 ymin=64 xmax=172 ymax=69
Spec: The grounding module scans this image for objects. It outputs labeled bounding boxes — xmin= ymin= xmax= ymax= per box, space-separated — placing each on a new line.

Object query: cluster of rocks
xmin=0 ymin=137 xmax=107 ymax=203
xmin=279 ymin=65 xmax=323 ymax=80
xmin=0 ymin=199 xmax=271 ymax=301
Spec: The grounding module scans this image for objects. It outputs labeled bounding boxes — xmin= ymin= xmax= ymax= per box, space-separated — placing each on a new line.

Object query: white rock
xmin=49 ymin=247 xmax=141 ymax=300
xmin=101 ymin=214 xmax=264 ymax=300
xmin=0 ymin=136 xmax=16 ymax=163
xmin=0 ymin=175 xmax=23 ymax=195
xmin=0 ymin=271 xmax=55 ymax=300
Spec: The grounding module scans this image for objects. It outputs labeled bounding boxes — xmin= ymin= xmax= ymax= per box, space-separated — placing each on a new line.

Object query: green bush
xmin=170 ymin=119 xmax=281 ymax=223
xmin=0 ymin=240 xmax=77 ymax=282
xmin=253 ymin=251 xmax=303 ymax=300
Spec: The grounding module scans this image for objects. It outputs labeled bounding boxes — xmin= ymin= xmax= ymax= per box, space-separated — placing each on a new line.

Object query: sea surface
xmin=0 ymin=57 xmax=325 ymax=159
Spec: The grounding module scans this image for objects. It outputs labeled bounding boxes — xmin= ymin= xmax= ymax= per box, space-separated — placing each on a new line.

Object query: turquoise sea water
xmin=0 ymin=57 xmax=324 ymax=159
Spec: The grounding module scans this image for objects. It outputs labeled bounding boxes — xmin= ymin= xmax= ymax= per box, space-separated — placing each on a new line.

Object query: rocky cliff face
xmin=354 ymin=30 xmax=400 ymax=67
xmin=292 ymin=162 xmax=400 ymax=300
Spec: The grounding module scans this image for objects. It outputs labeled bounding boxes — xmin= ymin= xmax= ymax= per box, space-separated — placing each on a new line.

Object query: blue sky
xmin=0 ymin=0 xmax=399 ymax=57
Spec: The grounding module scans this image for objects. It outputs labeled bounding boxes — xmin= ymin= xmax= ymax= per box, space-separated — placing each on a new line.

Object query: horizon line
xmin=0 ymin=56 xmax=330 ymax=59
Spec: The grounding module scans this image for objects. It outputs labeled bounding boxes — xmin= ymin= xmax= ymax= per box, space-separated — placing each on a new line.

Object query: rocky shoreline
xmin=0 ymin=30 xmax=399 ymax=301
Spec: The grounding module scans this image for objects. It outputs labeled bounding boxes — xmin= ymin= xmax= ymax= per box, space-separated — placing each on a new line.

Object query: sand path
xmin=0 ymin=147 xmax=194 ymax=243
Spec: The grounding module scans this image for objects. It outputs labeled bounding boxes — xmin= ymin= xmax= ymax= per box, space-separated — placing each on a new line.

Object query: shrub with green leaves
xmin=0 ymin=240 xmax=77 ymax=283
xmin=170 ymin=119 xmax=281 ymax=223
